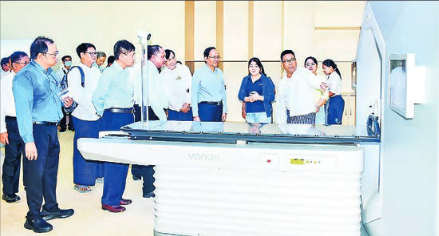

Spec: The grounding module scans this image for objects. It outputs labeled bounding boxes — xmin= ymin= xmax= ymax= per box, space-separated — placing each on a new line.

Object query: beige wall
xmin=1 ymin=1 xmax=365 ymax=122
xmin=0 ymin=1 xmax=185 ymax=70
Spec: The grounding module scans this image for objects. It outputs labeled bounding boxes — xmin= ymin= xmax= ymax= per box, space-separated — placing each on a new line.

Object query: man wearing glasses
xmin=93 ymin=40 xmax=136 ymax=213
xmin=191 ymin=46 xmax=227 ymax=122
xmin=13 ymin=36 xmax=74 ymax=233
xmin=275 ymin=50 xmax=326 ymax=124
xmin=1 ymin=51 xmax=29 ymax=204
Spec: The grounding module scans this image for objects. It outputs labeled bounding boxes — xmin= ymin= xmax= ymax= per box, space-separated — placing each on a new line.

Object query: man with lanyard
xmin=93 ymin=40 xmax=136 ymax=213
xmin=56 ymin=55 xmax=74 ymax=132
xmin=13 ymin=36 xmax=74 ymax=233
xmin=191 ymin=47 xmax=227 ymax=122
xmin=1 ymin=51 xmax=29 ymax=203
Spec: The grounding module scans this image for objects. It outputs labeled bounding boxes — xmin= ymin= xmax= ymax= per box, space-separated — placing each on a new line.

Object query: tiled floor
xmin=0 ymin=130 xmax=155 ymax=236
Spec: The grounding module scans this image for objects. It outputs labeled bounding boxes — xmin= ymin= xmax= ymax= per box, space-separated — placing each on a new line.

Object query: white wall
xmin=369 ymin=2 xmax=439 ymax=236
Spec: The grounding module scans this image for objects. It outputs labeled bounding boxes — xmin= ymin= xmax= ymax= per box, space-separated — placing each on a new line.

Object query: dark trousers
xmin=101 ymin=109 xmax=134 ymax=205
xmin=131 ymin=105 xmax=156 ymax=195
xmin=72 ymin=117 xmax=102 ymax=186
xmin=168 ymin=108 xmax=193 ymax=121
xmin=326 ymin=95 xmax=345 ymax=125
xmin=2 ymin=117 xmax=24 ymax=195
xmin=60 ymin=107 xmax=73 ymax=130
xmin=23 ymin=124 xmax=60 ymax=220
xmin=198 ymin=103 xmax=223 ymax=122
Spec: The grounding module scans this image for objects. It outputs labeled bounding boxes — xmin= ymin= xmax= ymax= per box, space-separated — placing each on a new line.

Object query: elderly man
xmin=191 ymin=47 xmax=227 ymax=122
xmin=56 ymin=55 xmax=74 ymax=132
xmin=275 ymin=50 xmax=325 ymax=124
xmin=13 ymin=36 xmax=74 ymax=233
xmin=93 ymin=40 xmax=136 ymax=213
xmin=1 ymin=51 xmax=29 ymax=204
xmin=93 ymin=51 xmax=106 ymax=72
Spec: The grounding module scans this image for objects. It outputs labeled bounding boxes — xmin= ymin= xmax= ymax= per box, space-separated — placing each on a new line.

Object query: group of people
xmin=0 ymin=35 xmax=345 ymax=233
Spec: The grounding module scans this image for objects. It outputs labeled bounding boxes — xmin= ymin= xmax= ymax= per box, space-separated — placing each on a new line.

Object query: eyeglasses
xmin=85 ymin=51 xmax=97 ymax=56
xmin=44 ymin=51 xmax=59 ymax=57
xmin=282 ymin=58 xmax=296 ymax=63
xmin=208 ymin=56 xmax=221 ymax=60
xmin=14 ymin=61 xmax=29 ymax=66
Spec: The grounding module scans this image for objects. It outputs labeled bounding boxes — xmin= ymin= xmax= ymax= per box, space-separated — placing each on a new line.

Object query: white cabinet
xmin=342 ymin=94 xmax=356 ymax=126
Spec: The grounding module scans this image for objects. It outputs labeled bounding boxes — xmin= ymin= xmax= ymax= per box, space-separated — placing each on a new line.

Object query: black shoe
xmin=41 ymin=208 xmax=74 ymax=221
xmin=132 ymin=175 xmax=141 ymax=181
xmin=59 ymin=129 xmax=66 ymax=132
xmin=2 ymin=194 xmax=20 ymax=203
xmin=68 ymin=128 xmax=74 ymax=131
xmin=143 ymin=192 xmax=155 ymax=198
xmin=24 ymin=218 xmax=53 ymax=233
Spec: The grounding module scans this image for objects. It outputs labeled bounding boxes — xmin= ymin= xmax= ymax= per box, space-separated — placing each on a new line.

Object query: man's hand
xmin=25 ymin=142 xmax=38 ymax=161
xmin=193 ymin=116 xmax=201 ymax=121
xmin=222 ymin=113 xmax=227 ymax=122
xmin=0 ymin=132 xmax=9 ymax=145
xmin=180 ymin=103 xmax=190 ymax=113
xmin=63 ymin=96 xmax=74 ymax=108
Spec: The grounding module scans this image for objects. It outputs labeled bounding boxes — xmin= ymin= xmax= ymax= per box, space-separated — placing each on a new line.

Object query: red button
xmin=267 ymin=159 xmax=271 ymax=163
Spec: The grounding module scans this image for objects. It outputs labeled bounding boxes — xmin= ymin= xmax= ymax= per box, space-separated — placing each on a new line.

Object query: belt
xmin=106 ymin=108 xmax=134 ymax=114
xmin=200 ymin=101 xmax=222 ymax=106
xmin=5 ymin=116 xmax=16 ymax=120
xmin=33 ymin=121 xmax=58 ymax=126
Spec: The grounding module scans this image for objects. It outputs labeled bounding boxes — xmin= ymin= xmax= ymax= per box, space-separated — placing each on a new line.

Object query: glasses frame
xmin=44 ymin=51 xmax=59 ymax=57
xmin=282 ymin=58 xmax=297 ymax=64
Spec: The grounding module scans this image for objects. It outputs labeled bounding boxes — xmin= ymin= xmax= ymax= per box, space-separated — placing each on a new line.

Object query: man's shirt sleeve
xmin=13 ymin=71 xmax=35 ymax=143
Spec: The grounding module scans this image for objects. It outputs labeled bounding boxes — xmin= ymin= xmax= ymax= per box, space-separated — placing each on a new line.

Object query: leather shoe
xmin=120 ymin=198 xmax=132 ymax=205
xmin=132 ymin=175 xmax=141 ymax=181
xmin=143 ymin=192 xmax=155 ymax=198
xmin=41 ymin=208 xmax=74 ymax=221
xmin=24 ymin=218 xmax=53 ymax=233
xmin=2 ymin=193 xmax=20 ymax=203
xmin=102 ymin=204 xmax=126 ymax=213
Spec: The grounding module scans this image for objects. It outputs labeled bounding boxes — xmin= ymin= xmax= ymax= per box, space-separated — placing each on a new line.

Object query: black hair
xmin=114 ymin=40 xmax=135 ymax=60
xmin=61 ymin=55 xmax=72 ymax=62
xmin=76 ymin=43 xmax=96 ymax=58
xmin=30 ymin=36 xmax=54 ymax=60
xmin=322 ymin=59 xmax=342 ymax=79
xmin=1 ymin=57 xmax=9 ymax=66
xmin=280 ymin=50 xmax=295 ymax=61
xmin=147 ymin=45 xmax=162 ymax=60
xmin=203 ymin=47 xmax=216 ymax=64
xmin=107 ymin=55 xmax=115 ymax=65
xmin=304 ymin=56 xmax=318 ymax=66
xmin=165 ymin=49 xmax=175 ymax=60
xmin=97 ymin=51 xmax=106 ymax=58
xmin=248 ymin=57 xmax=266 ymax=76
xmin=10 ymin=51 xmax=28 ymax=64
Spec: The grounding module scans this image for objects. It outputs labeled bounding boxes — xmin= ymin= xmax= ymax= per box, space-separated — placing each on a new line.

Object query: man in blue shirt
xmin=93 ymin=40 xmax=136 ymax=213
xmin=13 ymin=36 xmax=74 ymax=233
xmin=191 ymin=47 xmax=227 ymax=122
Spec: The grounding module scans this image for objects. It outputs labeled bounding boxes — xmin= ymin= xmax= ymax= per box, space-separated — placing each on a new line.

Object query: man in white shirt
xmin=131 ymin=44 xmax=168 ymax=198
xmin=56 ymin=55 xmax=74 ymax=132
xmin=1 ymin=51 xmax=30 ymax=203
xmin=275 ymin=50 xmax=325 ymax=124
xmin=1 ymin=57 xmax=12 ymax=78
xmin=68 ymin=43 xmax=102 ymax=193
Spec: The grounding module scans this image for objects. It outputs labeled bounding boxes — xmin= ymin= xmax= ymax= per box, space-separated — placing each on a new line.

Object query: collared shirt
xmin=68 ymin=63 xmax=101 ymax=121
xmin=275 ymin=67 xmax=321 ymax=124
xmin=1 ymin=71 xmax=17 ymax=133
xmin=145 ymin=60 xmax=168 ymax=121
xmin=1 ymin=70 xmax=10 ymax=79
xmin=13 ymin=60 xmax=63 ymax=143
xmin=56 ymin=66 xmax=69 ymax=80
xmin=191 ymin=64 xmax=227 ymax=117
xmin=326 ymin=72 xmax=342 ymax=95
xmin=92 ymin=61 xmax=134 ymax=116
xmin=161 ymin=63 xmax=192 ymax=112
xmin=92 ymin=62 xmax=105 ymax=73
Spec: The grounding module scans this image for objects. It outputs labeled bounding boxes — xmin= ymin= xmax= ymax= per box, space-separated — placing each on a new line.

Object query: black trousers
xmin=23 ymin=124 xmax=60 ymax=220
xmin=2 ymin=117 xmax=24 ymax=195
xmin=131 ymin=105 xmax=156 ymax=194
xmin=60 ymin=107 xmax=74 ymax=130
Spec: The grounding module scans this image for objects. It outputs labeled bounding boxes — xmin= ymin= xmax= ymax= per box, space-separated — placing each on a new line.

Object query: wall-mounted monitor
xmin=388 ymin=53 xmax=415 ymax=119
